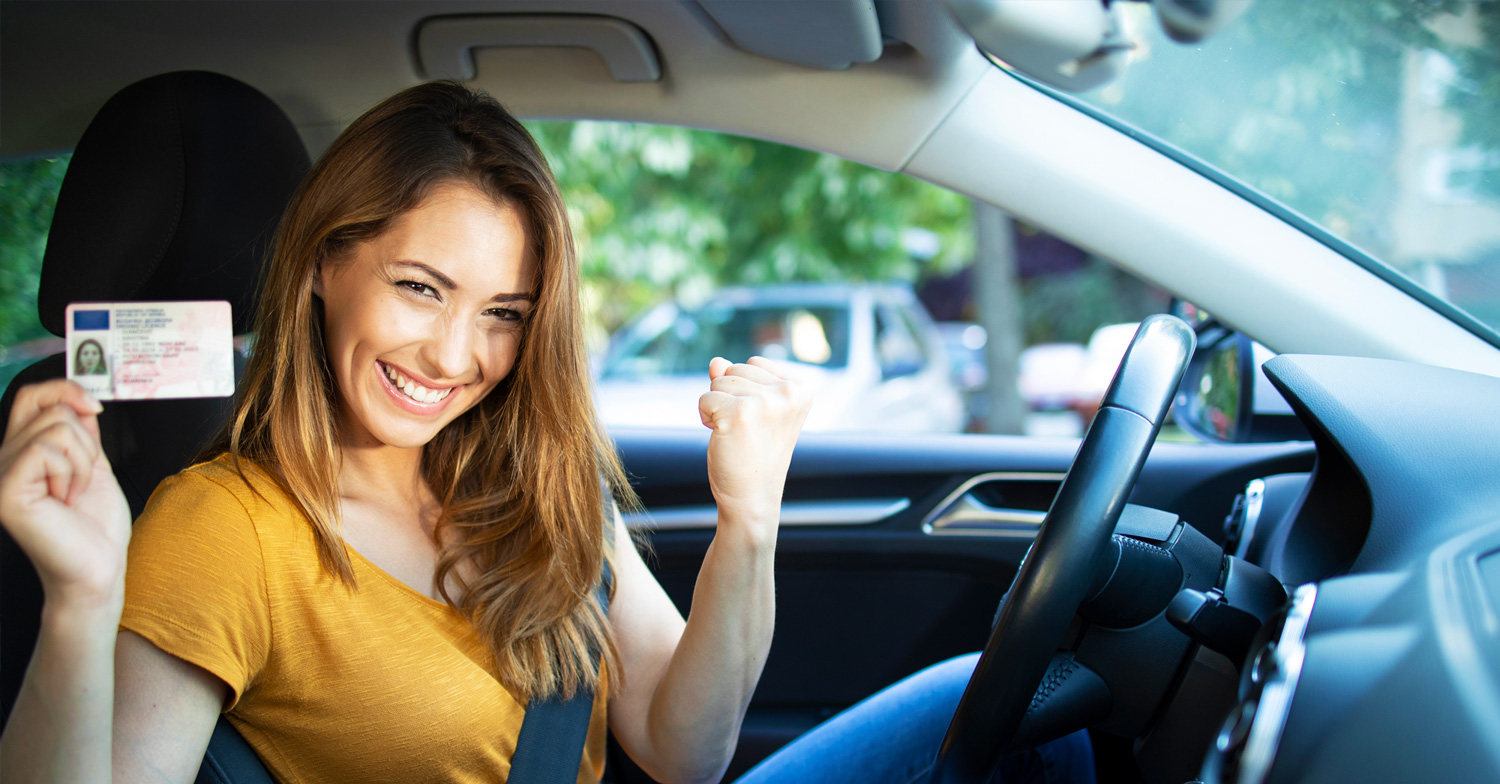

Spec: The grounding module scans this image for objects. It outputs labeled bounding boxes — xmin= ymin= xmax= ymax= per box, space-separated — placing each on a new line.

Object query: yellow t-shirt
xmin=119 ymin=455 xmax=608 ymax=784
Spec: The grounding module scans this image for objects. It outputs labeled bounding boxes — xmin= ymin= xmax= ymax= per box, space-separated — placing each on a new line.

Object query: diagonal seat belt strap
xmin=508 ymin=483 xmax=618 ymax=783
xmin=508 ymin=685 xmax=598 ymax=784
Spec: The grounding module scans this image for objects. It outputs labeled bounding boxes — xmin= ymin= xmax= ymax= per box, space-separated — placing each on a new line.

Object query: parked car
xmin=4 ymin=1 xmax=1500 ymax=782
xmin=942 ymin=331 xmax=1093 ymax=436
xmin=1068 ymin=322 xmax=1140 ymax=425
xmin=1017 ymin=342 xmax=1086 ymax=412
xmin=597 ymin=284 xmax=964 ymax=433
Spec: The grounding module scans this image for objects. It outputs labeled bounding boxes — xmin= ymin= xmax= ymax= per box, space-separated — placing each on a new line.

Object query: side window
xmin=0 ymin=156 xmax=69 ymax=392
xmin=1 ymin=136 xmax=1185 ymax=441
xmin=526 ymin=121 xmax=1177 ymax=437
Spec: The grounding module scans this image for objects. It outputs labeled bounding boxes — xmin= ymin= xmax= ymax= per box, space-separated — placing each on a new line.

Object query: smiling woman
xmin=207 ymin=82 xmax=627 ymax=711
xmin=0 ymin=72 xmax=1104 ymax=784
xmin=0 ymin=77 xmax=823 ymax=784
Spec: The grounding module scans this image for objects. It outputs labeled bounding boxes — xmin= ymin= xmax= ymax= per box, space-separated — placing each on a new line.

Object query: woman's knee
xmin=887 ymin=652 xmax=981 ymax=705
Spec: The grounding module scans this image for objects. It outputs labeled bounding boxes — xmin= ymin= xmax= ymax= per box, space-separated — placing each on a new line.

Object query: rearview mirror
xmin=944 ymin=0 xmax=1129 ymax=92
xmin=943 ymin=0 xmax=1256 ymax=92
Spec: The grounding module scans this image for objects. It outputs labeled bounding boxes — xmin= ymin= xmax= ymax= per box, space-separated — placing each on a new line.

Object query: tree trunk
xmin=973 ymin=200 xmax=1028 ymax=435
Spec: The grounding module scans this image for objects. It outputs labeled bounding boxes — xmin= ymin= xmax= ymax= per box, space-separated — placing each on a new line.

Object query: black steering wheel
xmin=929 ymin=314 xmax=1196 ymax=784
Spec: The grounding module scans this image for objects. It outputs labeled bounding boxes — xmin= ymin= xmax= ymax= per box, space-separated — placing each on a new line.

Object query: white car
xmin=1018 ymin=342 xmax=1087 ymax=411
xmin=596 ymin=284 xmax=964 ymax=433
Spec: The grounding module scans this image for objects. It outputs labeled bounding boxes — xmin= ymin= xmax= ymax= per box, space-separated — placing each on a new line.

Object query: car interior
xmin=4 ymin=2 xmax=1500 ymax=783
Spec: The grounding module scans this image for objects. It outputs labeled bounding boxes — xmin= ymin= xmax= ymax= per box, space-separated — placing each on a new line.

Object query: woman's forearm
xmin=643 ymin=518 xmax=777 ymax=784
xmin=0 ymin=590 xmax=123 ymax=783
xmin=623 ymin=355 xmax=807 ymax=783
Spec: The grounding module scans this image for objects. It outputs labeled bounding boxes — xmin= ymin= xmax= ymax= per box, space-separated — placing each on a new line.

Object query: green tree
xmin=1 ymin=155 xmax=69 ymax=391
xmin=1450 ymin=4 xmax=1500 ymax=201
xmin=1090 ymin=0 xmax=1499 ymax=262
xmin=0 ymin=156 xmax=68 ymax=348
xmin=525 ymin=122 xmax=974 ymax=334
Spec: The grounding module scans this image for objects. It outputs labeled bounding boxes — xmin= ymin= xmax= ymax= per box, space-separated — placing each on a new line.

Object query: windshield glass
xmin=603 ymin=301 xmax=851 ymax=378
xmin=1068 ymin=0 xmax=1500 ymax=333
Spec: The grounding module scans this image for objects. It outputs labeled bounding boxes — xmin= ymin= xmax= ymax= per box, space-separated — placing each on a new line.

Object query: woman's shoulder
xmin=144 ymin=452 xmax=299 ymax=525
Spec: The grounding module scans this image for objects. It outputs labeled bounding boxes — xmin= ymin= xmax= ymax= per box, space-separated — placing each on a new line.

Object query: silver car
xmin=596 ymin=284 xmax=964 ymax=432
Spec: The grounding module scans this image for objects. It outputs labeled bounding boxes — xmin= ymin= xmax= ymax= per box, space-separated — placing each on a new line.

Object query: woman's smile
xmin=376 ymin=359 xmax=459 ymax=412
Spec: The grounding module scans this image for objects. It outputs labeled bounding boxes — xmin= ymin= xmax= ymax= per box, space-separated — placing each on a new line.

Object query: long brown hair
xmin=202 ymin=81 xmax=628 ymax=700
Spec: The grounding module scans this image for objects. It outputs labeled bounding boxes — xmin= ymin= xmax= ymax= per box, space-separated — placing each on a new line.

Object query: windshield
xmin=1066 ymin=0 xmax=1500 ymax=335
xmin=603 ymin=302 xmax=851 ymax=379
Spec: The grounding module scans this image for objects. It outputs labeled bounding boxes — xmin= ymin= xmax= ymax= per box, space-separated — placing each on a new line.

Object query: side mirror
xmin=1174 ymin=327 xmax=1309 ymax=443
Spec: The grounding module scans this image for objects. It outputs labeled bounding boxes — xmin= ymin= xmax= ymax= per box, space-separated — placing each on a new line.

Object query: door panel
xmin=605 ymin=428 xmax=1314 ymax=782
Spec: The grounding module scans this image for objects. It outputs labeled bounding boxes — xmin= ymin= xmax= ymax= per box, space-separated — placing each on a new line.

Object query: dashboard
xmin=1196 ymin=354 xmax=1500 ymax=782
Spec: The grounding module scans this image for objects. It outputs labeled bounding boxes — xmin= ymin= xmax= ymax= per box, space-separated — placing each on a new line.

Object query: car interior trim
xmin=1237 ymin=582 xmax=1318 ymax=784
xmin=1235 ymin=478 xmax=1266 ymax=561
xmin=923 ymin=505 xmax=1047 ymax=538
xmin=0 ymin=2 xmax=993 ymax=173
xmin=921 ymin=471 xmax=1067 ymax=539
xmin=624 ymin=498 xmax=913 ymax=531
xmin=1264 ymin=354 xmax=1500 ymax=578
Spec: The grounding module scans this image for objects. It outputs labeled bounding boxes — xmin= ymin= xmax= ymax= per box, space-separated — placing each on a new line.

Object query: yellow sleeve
xmin=120 ymin=468 xmax=271 ymax=708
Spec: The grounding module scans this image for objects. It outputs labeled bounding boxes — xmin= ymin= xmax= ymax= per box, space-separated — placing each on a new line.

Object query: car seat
xmin=0 ymin=70 xmax=309 ymax=782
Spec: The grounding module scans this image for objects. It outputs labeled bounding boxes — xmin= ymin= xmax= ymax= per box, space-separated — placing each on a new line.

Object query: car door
xmin=605 ymin=426 xmax=1314 ymax=781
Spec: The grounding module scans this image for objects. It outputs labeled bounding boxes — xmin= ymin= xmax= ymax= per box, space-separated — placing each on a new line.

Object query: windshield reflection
xmin=1073 ymin=0 xmax=1500 ymax=334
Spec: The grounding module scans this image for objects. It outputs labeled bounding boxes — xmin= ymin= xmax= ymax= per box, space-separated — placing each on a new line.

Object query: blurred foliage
xmin=1022 ymin=257 xmax=1168 ymax=346
xmin=1450 ymin=2 xmax=1500 ymax=196
xmin=0 ymin=156 xmax=68 ymax=392
xmin=0 ymin=156 xmax=67 ymax=348
xmin=1089 ymin=0 xmax=1500 ymax=264
xmin=526 ymin=122 xmax=974 ymax=336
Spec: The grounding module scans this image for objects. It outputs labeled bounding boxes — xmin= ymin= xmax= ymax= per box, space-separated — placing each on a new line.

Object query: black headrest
xmin=38 ymin=71 xmax=310 ymax=336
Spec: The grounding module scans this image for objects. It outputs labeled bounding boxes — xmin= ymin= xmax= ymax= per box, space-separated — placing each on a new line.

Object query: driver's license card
xmin=64 ymin=301 xmax=235 ymax=400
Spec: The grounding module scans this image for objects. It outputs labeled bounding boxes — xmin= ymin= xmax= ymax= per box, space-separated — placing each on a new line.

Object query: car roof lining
xmin=1 ymin=0 xmax=984 ymax=169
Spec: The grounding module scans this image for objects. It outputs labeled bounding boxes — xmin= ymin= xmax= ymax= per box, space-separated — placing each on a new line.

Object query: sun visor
xmin=697 ymin=0 xmax=883 ymax=70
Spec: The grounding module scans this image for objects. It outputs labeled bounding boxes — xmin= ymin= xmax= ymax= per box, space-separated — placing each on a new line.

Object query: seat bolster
xmin=195 ymin=717 xmax=277 ymax=784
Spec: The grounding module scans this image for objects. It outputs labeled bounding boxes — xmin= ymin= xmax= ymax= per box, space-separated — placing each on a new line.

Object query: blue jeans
xmin=734 ymin=653 xmax=1096 ymax=784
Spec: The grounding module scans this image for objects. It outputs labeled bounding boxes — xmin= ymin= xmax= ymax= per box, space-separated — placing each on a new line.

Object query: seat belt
xmin=507 ymin=486 xmax=618 ymax=784
xmin=507 ymin=677 xmax=600 ymax=783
